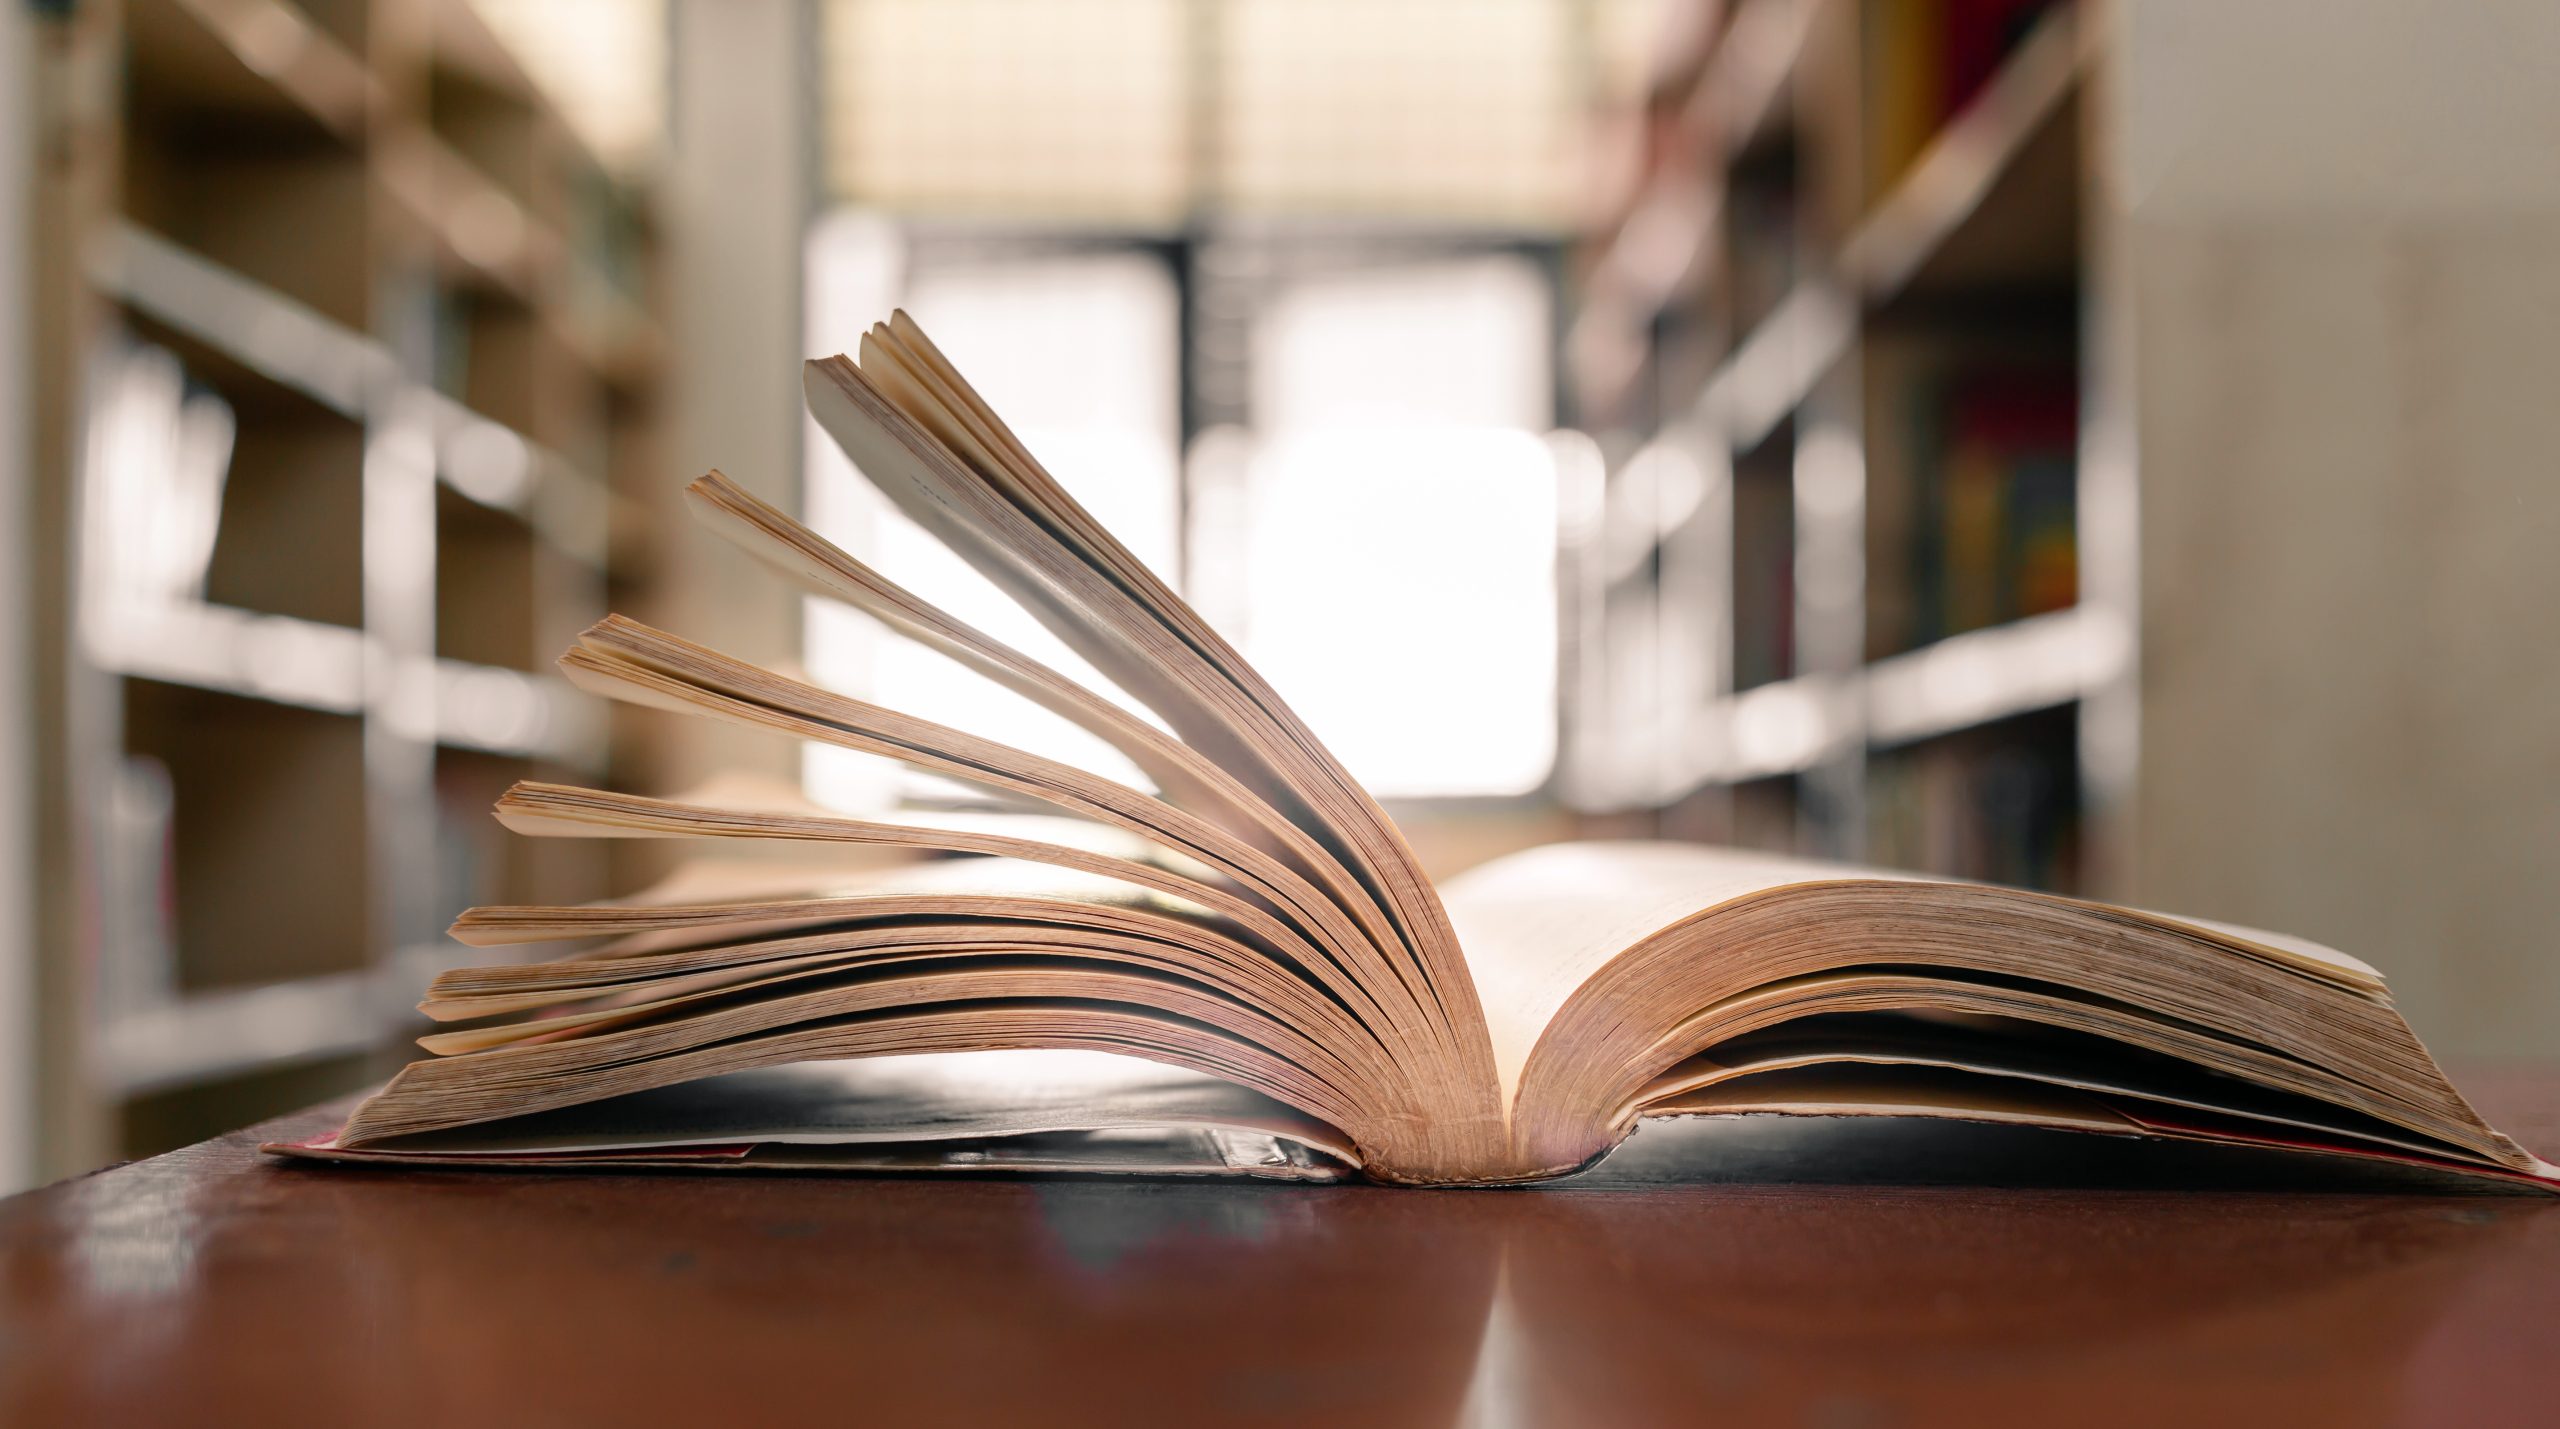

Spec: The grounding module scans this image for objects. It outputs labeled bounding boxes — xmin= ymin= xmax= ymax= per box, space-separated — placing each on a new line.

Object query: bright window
xmin=1235 ymin=255 xmax=1559 ymax=797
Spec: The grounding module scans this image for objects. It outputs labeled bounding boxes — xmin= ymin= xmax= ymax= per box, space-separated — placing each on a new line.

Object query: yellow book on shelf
xmin=1865 ymin=0 xmax=1945 ymax=200
xmin=1942 ymin=438 xmax=2006 ymax=633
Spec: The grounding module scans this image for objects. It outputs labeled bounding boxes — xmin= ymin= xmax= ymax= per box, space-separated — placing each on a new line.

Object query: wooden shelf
xmin=380 ymin=133 xmax=664 ymax=385
xmin=92 ymin=221 xmax=388 ymax=417
xmin=1865 ymin=605 xmax=2123 ymax=747
xmin=1581 ymin=0 xmax=1819 ymax=314
xmin=426 ymin=48 xmax=552 ymax=223
xmin=422 ymin=390 xmax=611 ymax=566
xmin=1576 ymin=2 xmax=2085 ymax=441
xmin=1691 ymin=0 xmax=1818 ymax=160
xmin=122 ymin=677 xmax=374 ymax=991
xmin=93 ymin=969 xmax=391 ymax=1096
xmin=379 ymin=129 xmax=553 ymax=303
xmin=1701 ymin=9 xmax=2084 ymax=445
xmin=423 ymin=0 xmax=545 ymax=107
xmin=436 ymin=481 xmax=555 ymax=670
xmin=96 ymin=221 xmax=615 ymax=572
xmin=1664 ymin=606 xmax=2124 ymax=796
xmin=1692 ymin=674 xmax=1854 ymax=786
xmin=1564 ymin=1 xmax=2110 ymax=871
xmin=82 ymin=290 xmax=371 ymax=628
xmin=81 ymin=589 xmax=596 ymax=769
xmin=120 ymin=113 xmax=374 ymax=335
xmin=94 ymin=933 xmax=499 ymax=1102
xmin=432 ymin=661 xmax=599 ymax=765
xmin=125 ymin=0 xmax=376 ymax=146
xmin=421 ymin=0 xmax=636 ymax=185
xmin=88 ymin=601 xmax=370 ymax=715
xmin=37 ymin=0 xmax=664 ymax=1173
xmin=1837 ymin=4 xmax=2087 ymax=304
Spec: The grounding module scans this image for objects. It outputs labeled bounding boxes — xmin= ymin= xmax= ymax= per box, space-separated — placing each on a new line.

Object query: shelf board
xmin=559 ymin=274 xmax=669 ymax=388
xmin=92 ymin=221 xmax=391 ymax=420
xmin=432 ymin=659 xmax=602 ymax=766
xmin=125 ymin=0 xmax=376 ymax=146
xmin=1703 ymin=6 xmax=2085 ymax=442
xmin=424 ymin=0 xmax=635 ymax=187
xmin=1695 ymin=279 xmax=1858 ymax=451
xmin=1581 ymin=0 xmax=1818 ymax=300
xmin=1865 ymin=604 xmax=2127 ymax=748
xmin=92 ymin=933 xmax=530 ymax=1096
xmin=378 ymin=129 xmax=665 ymax=389
xmin=1683 ymin=0 xmax=1818 ymax=163
xmin=1836 ymin=3 xmax=2088 ymax=305
xmin=1570 ymin=0 xmax=1819 ymax=407
xmin=1588 ymin=3 xmax=2089 ymax=445
xmin=92 ymin=968 xmax=390 ymax=1096
xmin=90 ymin=599 xmax=372 ymax=716
xmin=1687 ymin=673 xmax=1859 ymax=787
xmin=98 ymin=221 xmax=613 ymax=566
xmin=83 ymin=596 xmax=600 ymax=766
xmin=378 ymin=128 xmax=556 ymax=303
xmin=1665 ymin=605 xmax=2129 ymax=794
xmin=423 ymin=0 xmax=548 ymax=109
xmin=1575 ymin=177 xmax=1716 ymax=356
xmin=421 ymin=390 xmax=611 ymax=567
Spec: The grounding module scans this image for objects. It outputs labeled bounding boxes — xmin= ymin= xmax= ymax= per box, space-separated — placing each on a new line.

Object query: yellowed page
xmin=1442 ymin=841 xmax=1920 ymax=1101
xmin=1445 ymin=838 xmax=2398 ymax=1114
xmin=1645 ymin=1064 xmax=2141 ymax=1136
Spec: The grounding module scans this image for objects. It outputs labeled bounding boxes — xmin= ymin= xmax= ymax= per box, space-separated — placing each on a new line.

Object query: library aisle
xmin=0 ymin=0 xmax=2555 ymax=1195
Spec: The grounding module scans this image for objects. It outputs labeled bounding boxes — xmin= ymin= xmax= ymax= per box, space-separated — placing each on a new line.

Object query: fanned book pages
xmin=269 ymin=313 xmax=2558 ymax=1189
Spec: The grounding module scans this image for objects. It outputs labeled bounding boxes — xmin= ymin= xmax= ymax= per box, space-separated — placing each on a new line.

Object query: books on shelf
xmin=1900 ymin=363 xmax=2077 ymax=650
xmin=1729 ymin=436 xmax=1795 ymax=691
xmin=1864 ymin=0 xmax=2063 ymax=198
xmin=1866 ymin=708 xmax=2078 ymax=891
xmin=270 ymin=313 xmax=2555 ymax=1190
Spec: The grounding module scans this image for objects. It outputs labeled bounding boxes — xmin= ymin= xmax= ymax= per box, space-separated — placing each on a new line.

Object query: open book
xmin=271 ymin=313 xmax=2557 ymax=1189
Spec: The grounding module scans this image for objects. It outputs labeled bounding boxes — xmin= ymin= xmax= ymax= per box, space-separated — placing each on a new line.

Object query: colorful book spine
xmin=1909 ymin=367 xmax=2077 ymax=643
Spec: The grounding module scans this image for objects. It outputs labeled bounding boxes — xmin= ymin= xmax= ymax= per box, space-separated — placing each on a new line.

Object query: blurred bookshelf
xmin=1560 ymin=0 xmax=2129 ymax=898
xmin=31 ymin=0 xmax=657 ymax=1163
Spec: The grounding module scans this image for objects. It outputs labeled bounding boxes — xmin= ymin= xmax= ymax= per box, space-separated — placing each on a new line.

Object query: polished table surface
xmin=6 ymin=1065 xmax=2560 ymax=1427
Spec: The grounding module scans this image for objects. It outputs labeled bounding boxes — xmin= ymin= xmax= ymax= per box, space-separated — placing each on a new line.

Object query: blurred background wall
xmin=2117 ymin=1 xmax=2560 ymax=1060
xmin=0 ymin=0 xmax=38 ymax=1193
xmin=3 ymin=0 xmax=2554 ymax=1187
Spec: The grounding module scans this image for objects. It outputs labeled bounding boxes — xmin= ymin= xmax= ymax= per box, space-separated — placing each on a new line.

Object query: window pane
xmin=1217 ymin=0 xmax=1578 ymax=227
xmin=824 ymin=0 xmax=1191 ymax=225
xmin=1240 ymin=254 xmax=1559 ymax=797
xmin=818 ymin=0 xmax=1593 ymax=228
xmin=1243 ymin=429 xmax=1560 ymax=797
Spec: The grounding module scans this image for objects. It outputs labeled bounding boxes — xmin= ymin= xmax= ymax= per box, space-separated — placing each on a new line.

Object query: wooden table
xmin=6 ymin=1066 xmax=2559 ymax=1427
